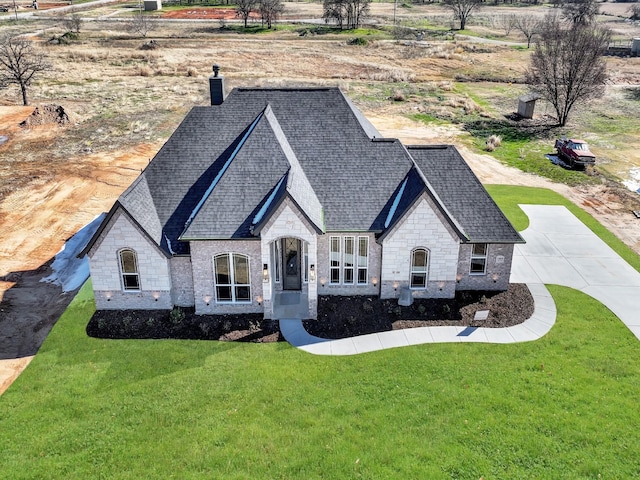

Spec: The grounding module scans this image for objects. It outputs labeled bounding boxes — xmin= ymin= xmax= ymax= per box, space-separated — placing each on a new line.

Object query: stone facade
xmin=259 ymin=198 xmax=318 ymax=319
xmin=170 ymin=256 xmax=195 ymax=307
xmin=87 ymin=195 xmax=516 ymax=316
xmin=456 ymin=243 xmax=514 ymax=291
xmin=380 ymin=195 xmax=460 ymax=300
xmin=88 ymin=209 xmax=172 ymax=310
xmin=190 ymin=239 xmax=263 ymax=315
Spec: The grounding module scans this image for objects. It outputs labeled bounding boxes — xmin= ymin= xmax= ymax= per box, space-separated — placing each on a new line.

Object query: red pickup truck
xmin=554 ymin=137 xmax=596 ymax=169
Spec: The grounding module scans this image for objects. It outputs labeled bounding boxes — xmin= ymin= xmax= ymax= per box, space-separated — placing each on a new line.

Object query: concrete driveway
xmin=511 ymin=205 xmax=640 ymax=340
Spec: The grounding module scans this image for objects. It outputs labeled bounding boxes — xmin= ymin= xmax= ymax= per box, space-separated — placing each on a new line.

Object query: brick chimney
xmin=209 ymin=64 xmax=226 ymax=106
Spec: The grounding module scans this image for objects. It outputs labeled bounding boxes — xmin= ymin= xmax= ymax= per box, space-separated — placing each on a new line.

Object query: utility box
xmin=144 ymin=0 xmax=161 ymax=11
xmin=632 ymin=38 xmax=640 ymax=57
xmin=517 ymin=94 xmax=539 ymax=119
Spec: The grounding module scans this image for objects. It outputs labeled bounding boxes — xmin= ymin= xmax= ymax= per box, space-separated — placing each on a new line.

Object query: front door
xmin=282 ymin=238 xmax=301 ymax=290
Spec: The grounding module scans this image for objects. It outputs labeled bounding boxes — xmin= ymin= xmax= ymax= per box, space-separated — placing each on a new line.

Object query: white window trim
xmin=330 ymin=236 xmax=341 ymax=284
xmin=303 ymin=241 xmax=309 ymax=283
xmin=343 ymin=236 xmax=355 ymax=285
xmin=410 ymin=248 xmax=429 ymax=290
xmin=272 ymin=241 xmax=280 ymax=283
xmin=470 ymin=243 xmax=488 ymax=275
xmin=118 ymin=248 xmax=141 ymax=292
xmin=357 ymin=236 xmax=369 ymax=285
xmin=213 ymin=253 xmax=252 ymax=303
xmin=329 ymin=235 xmax=370 ymax=285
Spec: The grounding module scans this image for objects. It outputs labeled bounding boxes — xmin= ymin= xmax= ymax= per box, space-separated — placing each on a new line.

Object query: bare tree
xmin=442 ymin=0 xmax=482 ymax=30
xmin=515 ymin=13 xmax=542 ymax=48
xmin=496 ymin=13 xmax=517 ymax=36
xmin=63 ymin=14 xmax=83 ymax=34
xmin=236 ymin=0 xmax=257 ymax=28
xmin=258 ymin=0 xmax=284 ymax=29
xmin=524 ymin=16 xmax=609 ymax=126
xmin=128 ymin=6 xmax=156 ymax=38
xmin=322 ymin=0 xmax=370 ymax=29
xmin=628 ymin=3 xmax=640 ymax=21
xmin=0 ymin=35 xmax=52 ymax=106
xmin=561 ymin=0 xmax=599 ymax=26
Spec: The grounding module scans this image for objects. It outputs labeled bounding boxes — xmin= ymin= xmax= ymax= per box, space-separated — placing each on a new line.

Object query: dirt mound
xmin=19 ymin=105 xmax=70 ymax=127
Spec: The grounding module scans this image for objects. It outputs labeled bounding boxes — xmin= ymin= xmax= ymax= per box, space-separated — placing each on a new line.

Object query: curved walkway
xmin=280 ymin=205 xmax=640 ymax=355
xmin=280 ymin=282 xmax=555 ymax=355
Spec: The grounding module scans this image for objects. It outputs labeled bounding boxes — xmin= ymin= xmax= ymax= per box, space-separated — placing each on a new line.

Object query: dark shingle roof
xmin=409 ymin=145 xmax=524 ymax=244
xmin=83 ymin=88 xmax=522 ymax=257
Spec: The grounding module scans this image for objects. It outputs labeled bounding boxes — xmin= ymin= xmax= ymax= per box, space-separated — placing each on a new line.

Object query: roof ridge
xmin=181 ymin=107 xmax=266 ymax=235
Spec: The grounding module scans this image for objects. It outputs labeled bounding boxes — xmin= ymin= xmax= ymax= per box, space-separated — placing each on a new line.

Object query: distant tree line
xmin=322 ymin=0 xmax=371 ymax=29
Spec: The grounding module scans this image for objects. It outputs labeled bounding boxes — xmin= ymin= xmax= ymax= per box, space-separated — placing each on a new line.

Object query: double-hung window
xmin=410 ymin=248 xmax=429 ymax=289
xmin=330 ymin=236 xmax=341 ymax=284
xmin=119 ymin=249 xmax=140 ymax=291
xmin=470 ymin=244 xmax=488 ymax=275
xmin=343 ymin=236 xmax=355 ymax=284
xmin=214 ymin=253 xmax=251 ymax=302
xmin=357 ymin=236 xmax=368 ymax=284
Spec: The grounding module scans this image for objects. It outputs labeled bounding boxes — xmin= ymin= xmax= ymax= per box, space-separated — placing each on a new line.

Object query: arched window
xmin=410 ymin=248 xmax=429 ymax=289
xmin=214 ymin=253 xmax=251 ymax=303
xmin=119 ymin=249 xmax=140 ymax=291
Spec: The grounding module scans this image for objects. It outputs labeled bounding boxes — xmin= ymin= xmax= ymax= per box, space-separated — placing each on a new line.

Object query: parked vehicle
xmin=554 ymin=137 xmax=596 ymax=169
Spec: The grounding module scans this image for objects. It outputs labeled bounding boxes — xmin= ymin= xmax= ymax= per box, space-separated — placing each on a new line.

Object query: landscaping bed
xmin=87 ymin=284 xmax=533 ymax=342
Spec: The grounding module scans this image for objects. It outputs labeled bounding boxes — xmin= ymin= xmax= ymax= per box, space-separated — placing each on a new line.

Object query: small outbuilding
xmin=517 ymin=94 xmax=539 ymax=119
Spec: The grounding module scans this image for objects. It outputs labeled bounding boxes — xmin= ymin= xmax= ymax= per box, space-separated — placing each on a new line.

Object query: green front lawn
xmin=1 ymin=187 xmax=640 ymax=479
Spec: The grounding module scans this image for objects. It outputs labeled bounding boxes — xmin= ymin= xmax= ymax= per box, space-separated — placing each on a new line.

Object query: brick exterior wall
xmin=456 ymin=243 xmax=514 ymax=291
xmin=380 ymin=195 xmax=460 ymax=300
xmin=170 ymin=256 xmax=195 ymax=307
xmin=190 ymin=239 xmax=263 ymax=315
xmin=88 ymin=210 xmax=172 ymax=310
xmin=260 ymin=198 xmax=318 ymax=319
xmin=316 ymin=232 xmax=381 ymax=296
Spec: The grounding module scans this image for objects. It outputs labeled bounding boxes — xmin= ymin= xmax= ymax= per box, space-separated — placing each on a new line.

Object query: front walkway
xmin=280 ymin=205 xmax=640 ymax=355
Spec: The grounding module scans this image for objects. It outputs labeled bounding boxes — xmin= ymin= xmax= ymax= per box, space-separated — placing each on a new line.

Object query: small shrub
xmin=485 ymin=134 xmax=502 ymax=152
xmin=200 ymin=322 xmax=210 ymax=335
xmin=441 ymin=304 xmax=451 ymax=315
xmin=146 ymin=317 xmax=155 ymax=327
xmin=480 ymin=295 xmax=488 ymax=304
xmin=186 ymin=66 xmax=198 ymax=77
xmin=392 ymin=90 xmax=406 ymax=102
xmin=122 ymin=315 xmax=132 ymax=328
xmin=362 ymin=301 xmax=374 ymax=314
xmin=348 ymin=37 xmax=368 ymax=46
xmin=169 ymin=307 xmax=185 ymax=325
xmin=138 ymin=65 xmax=152 ymax=77
xmin=393 ymin=306 xmax=402 ymax=317
xmin=417 ymin=304 xmax=426 ymax=315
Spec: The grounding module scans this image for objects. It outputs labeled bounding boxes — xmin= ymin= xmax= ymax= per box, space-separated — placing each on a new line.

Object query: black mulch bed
xmin=87 ymin=284 xmax=533 ymax=343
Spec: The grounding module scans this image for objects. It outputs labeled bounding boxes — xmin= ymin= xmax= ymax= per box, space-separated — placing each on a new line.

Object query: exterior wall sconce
xmin=204 ymin=295 xmax=211 ymax=306
xmin=153 ymin=292 xmax=159 ymax=302
xmin=320 ymin=277 xmax=326 ymax=287
xmin=105 ymin=292 xmax=112 ymax=302
xmin=438 ymin=281 xmax=445 ymax=291
xmin=393 ymin=282 xmax=399 ymax=291
xmin=256 ymin=295 xmax=263 ymax=306
xmin=492 ymin=273 xmax=499 ymax=283
xmin=263 ymin=264 xmax=269 ymax=283
xmin=309 ymin=264 xmax=316 ymax=282
xmin=456 ymin=273 xmax=462 ymax=283
xmin=372 ymin=277 xmax=378 ymax=287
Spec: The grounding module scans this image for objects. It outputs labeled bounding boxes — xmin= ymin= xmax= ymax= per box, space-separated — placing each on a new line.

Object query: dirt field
xmin=0 ymin=4 xmax=639 ymax=393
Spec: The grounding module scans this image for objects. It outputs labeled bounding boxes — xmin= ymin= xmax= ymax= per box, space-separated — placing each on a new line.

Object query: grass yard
xmin=1 ymin=188 xmax=640 ymax=478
